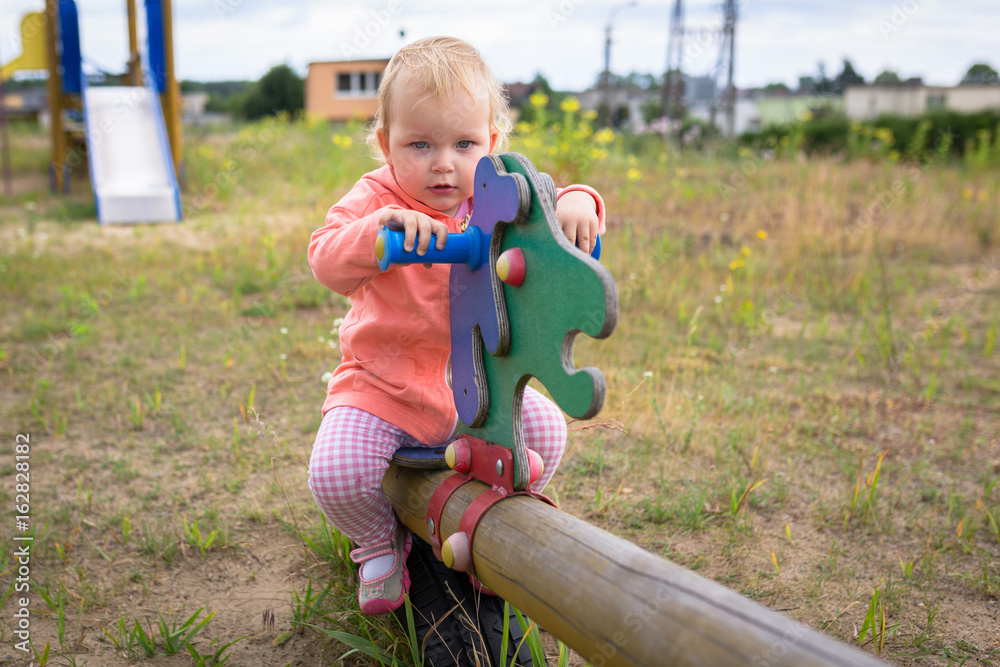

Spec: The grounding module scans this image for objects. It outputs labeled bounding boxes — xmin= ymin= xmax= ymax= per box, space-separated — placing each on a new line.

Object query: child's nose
xmin=432 ymin=150 xmax=455 ymax=173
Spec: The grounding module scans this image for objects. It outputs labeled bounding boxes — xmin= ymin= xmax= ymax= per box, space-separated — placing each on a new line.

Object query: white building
xmin=845 ymin=85 xmax=1000 ymax=120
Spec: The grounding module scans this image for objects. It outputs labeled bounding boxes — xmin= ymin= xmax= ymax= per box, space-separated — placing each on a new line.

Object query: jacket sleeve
xmin=556 ymin=184 xmax=607 ymax=235
xmin=308 ymin=182 xmax=403 ymax=297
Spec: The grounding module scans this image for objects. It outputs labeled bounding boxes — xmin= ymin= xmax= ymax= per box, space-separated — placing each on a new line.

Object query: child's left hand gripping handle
xmin=376 ymin=225 xmax=484 ymax=271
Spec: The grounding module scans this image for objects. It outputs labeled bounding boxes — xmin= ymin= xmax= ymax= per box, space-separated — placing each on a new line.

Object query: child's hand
xmin=378 ymin=209 xmax=450 ymax=257
xmin=555 ymin=191 xmax=599 ymax=254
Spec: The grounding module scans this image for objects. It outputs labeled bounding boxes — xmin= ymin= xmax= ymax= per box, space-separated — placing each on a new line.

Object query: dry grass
xmin=0 ymin=117 xmax=998 ymax=665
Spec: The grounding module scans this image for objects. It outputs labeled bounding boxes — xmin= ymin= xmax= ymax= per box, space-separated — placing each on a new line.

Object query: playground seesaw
xmin=378 ymin=152 xmax=888 ymax=666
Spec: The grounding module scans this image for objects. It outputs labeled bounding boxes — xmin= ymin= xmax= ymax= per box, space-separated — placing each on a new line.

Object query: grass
xmin=1 ymin=112 xmax=999 ymax=665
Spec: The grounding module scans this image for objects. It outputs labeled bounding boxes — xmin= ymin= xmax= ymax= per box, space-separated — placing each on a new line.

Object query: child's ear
xmin=489 ymin=129 xmax=499 ymax=153
xmin=377 ymin=129 xmax=393 ymax=167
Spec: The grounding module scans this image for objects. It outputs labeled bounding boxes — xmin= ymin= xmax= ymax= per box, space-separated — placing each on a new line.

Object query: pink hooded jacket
xmin=309 ymin=165 xmax=605 ymax=444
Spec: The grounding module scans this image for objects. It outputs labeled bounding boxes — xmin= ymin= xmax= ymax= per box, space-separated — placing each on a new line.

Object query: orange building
xmin=305 ymin=59 xmax=390 ymax=122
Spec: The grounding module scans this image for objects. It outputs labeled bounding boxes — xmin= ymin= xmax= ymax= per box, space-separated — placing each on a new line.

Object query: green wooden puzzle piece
xmin=456 ymin=153 xmax=618 ymax=490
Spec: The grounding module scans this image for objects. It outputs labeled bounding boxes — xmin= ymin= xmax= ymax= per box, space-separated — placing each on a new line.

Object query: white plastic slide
xmin=82 ymin=84 xmax=181 ymax=224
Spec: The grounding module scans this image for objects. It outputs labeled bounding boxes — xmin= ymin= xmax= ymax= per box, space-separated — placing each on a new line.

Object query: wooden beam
xmin=44 ymin=0 xmax=66 ymax=192
xmin=126 ymin=0 xmax=141 ymax=87
xmin=159 ymin=0 xmax=182 ymax=180
xmin=384 ymin=464 xmax=887 ymax=667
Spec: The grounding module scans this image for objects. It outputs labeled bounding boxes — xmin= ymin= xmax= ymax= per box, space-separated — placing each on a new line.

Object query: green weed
xmin=182 ymin=516 xmax=219 ymax=556
xmin=846 ymin=449 xmax=889 ymax=527
xmin=857 ymin=582 xmax=900 ymax=656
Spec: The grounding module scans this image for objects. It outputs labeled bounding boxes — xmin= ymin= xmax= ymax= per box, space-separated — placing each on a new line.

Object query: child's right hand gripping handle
xmin=375 ymin=225 xmax=485 ymax=271
xmin=376 ymin=226 xmax=601 ymax=272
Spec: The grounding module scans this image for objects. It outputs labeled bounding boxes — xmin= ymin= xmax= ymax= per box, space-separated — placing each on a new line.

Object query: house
xmin=845 ymin=84 xmax=1000 ymax=120
xmin=305 ymin=58 xmax=390 ymax=122
xmin=1 ymin=87 xmax=46 ymax=122
xmin=753 ymin=94 xmax=843 ymax=128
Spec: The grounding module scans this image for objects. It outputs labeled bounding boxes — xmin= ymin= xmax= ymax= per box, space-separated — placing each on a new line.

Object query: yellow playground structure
xmin=1 ymin=0 xmax=182 ymax=223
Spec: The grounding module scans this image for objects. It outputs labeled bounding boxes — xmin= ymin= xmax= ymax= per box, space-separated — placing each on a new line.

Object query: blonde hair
xmin=367 ymin=36 xmax=512 ymax=161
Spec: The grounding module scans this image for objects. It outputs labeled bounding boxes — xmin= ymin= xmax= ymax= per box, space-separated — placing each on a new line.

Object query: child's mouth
xmin=429 ymin=185 xmax=456 ymax=195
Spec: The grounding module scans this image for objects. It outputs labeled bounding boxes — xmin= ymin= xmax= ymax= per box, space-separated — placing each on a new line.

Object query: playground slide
xmin=82 ymin=84 xmax=181 ymax=224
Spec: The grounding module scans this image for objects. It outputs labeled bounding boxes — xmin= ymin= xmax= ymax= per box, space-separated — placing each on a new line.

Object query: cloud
xmin=2 ymin=0 xmax=997 ymax=88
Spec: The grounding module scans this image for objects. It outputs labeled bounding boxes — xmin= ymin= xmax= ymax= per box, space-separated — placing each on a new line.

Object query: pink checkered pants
xmin=308 ymin=386 xmax=566 ymax=549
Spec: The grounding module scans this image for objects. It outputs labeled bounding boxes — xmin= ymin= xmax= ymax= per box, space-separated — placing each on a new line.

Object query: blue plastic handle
xmin=376 ymin=225 xmax=484 ymax=271
xmin=376 ymin=226 xmax=601 ymax=271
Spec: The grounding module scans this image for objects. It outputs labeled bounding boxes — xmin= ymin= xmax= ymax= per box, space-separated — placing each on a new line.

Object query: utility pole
xmin=0 ymin=35 xmax=12 ymax=197
xmin=723 ymin=0 xmax=736 ymax=136
xmin=710 ymin=0 xmax=737 ymax=136
xmin=661 ymin=0 xmax=685 ymax=137
xmin=601 ymin=1 xmax=637 ymax=127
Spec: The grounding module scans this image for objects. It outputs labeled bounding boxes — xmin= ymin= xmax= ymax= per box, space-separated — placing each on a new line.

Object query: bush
xmin=739 ymin=109 xmax=1000 ymax=163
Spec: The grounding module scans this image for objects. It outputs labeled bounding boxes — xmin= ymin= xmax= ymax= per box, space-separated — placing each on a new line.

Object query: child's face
xmin=379 ymin=89 xmax=498 ymax=217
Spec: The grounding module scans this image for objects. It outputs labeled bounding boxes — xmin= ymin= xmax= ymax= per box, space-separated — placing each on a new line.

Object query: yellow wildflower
xmin=560 ymin=97 xmax=580 ymax=113
xmin=798 ymin=109 xmax=813 ymax=123
xmin=729 ymin=259 xmax=745 ymax=271
xmin=962 ymin=188 xmax=974 ymax=199
xmin=741 ymin=246 xmax=750 ymax=256
xmin=978 ymin=190 xmax=988 ymax=202
xmin=594 ymin=128 xmax=615 ymax=144
xmin=529 ymin=92 xmax=549 ymax=108
xmin=626 ymin=168 xmax=642 ymax=182
xmin=757 ymin=229 xmax=768 ymax=240
xmin=874 ymin=127 xmax=895 ymax=146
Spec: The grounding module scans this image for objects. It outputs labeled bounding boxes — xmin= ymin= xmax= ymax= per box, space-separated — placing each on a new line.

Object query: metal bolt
xmin=496 ymin=459 xmax=504 ymax=477
xmin=427 ymin=517 xmax=435 ymax=535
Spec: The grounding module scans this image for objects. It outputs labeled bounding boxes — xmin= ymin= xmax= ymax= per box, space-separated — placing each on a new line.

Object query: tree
xmin=761 ymin=82 xmax=791 ymax=95
xmin=873 ymin=70 xmax=901 ymax=86
xmin=797 ymin=76 xmax=817 ymax=94
xmin=961 ymin=62 xmax=999 ymax=85
xmin=239 ymin=64 xmax=304 ymax=120
xmin=815 ymin=61 xmax=832 ymax=93
xmin=833 ymin=59 xmax=865 ymax=92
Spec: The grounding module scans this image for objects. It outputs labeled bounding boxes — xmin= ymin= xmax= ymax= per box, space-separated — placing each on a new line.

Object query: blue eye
xmin=457 ymin=140 xmax=473 ymax=149
xmin=412 ymin=141 xmax=428 ymax=149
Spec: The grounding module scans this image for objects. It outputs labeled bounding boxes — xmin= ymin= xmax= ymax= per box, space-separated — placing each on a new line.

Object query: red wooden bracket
xmin=448 ymin=434 xmax=517 ymax=494
xmin=426 ymin=472 xmax=472 ymax=560
xmin=432 ymin=434 xmax=559 ymax=570
xmin=442 ymin=486 xmax=558 ymax=573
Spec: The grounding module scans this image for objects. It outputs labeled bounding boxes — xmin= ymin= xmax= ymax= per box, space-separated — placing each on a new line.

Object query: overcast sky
xmin=2 ymin=0 xmax=998 ymax=90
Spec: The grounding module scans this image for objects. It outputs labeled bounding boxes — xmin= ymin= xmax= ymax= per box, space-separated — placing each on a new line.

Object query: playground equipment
xmin=1 ymin=1 xmax=182 ymax=223
xmin=381 ymin=153 xmax=887 ymax=666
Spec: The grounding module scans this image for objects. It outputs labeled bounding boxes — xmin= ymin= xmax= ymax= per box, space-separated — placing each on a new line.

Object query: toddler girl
xmin=307 ymin=36 xmax=606 ymax=615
